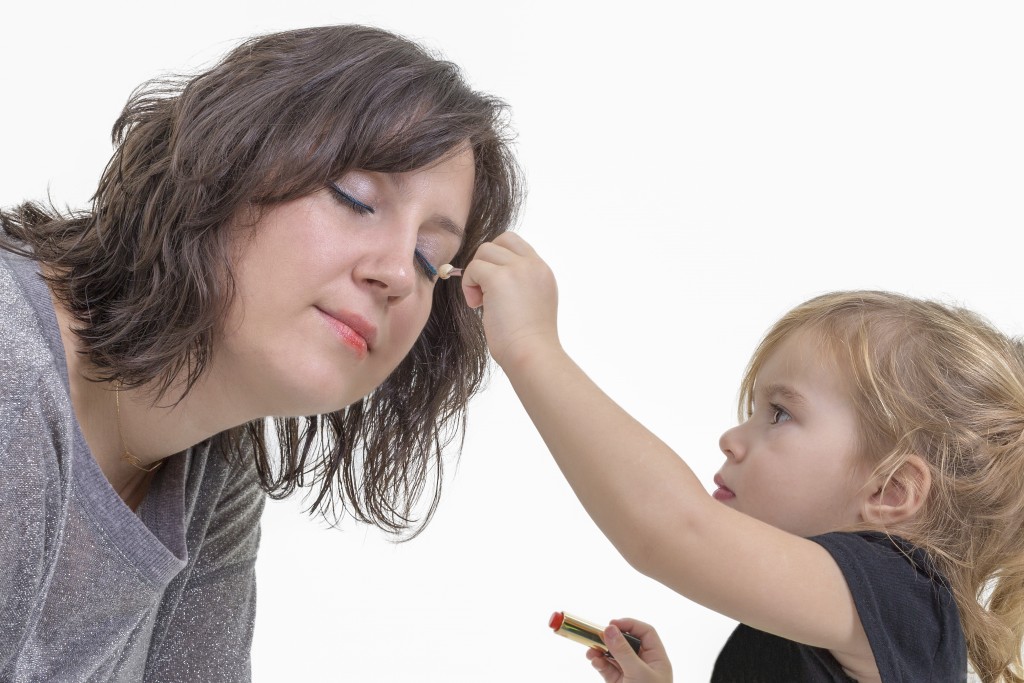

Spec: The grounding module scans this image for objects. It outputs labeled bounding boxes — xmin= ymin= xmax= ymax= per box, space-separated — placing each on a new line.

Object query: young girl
xmin=462 ymin=234 xmax=1024 ymax=681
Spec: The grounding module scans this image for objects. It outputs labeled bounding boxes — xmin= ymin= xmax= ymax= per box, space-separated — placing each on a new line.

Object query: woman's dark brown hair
xmin=0 ymin=25 xmax=522 ymax=536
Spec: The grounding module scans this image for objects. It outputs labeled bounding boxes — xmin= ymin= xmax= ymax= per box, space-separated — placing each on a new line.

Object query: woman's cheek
xmin=392 ymin=294 xmax=435 ymax=358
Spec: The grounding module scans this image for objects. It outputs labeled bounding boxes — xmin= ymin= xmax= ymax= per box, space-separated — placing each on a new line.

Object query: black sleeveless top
xmin=711 ymin=531 xmax=967 ymax=682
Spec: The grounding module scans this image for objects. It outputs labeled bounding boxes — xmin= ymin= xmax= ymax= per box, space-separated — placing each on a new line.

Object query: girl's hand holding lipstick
xmin=587 ymin=619 xmax=673 ymax=683
xmin=460 ymin=233 xmax=561 ymax=369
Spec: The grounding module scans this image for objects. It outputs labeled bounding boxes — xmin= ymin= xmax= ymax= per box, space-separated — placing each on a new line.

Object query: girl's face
xmin=216 ymin=147 xmax=475 ymax=418
xmin=714 ymin=330 xmax=874 ymax=537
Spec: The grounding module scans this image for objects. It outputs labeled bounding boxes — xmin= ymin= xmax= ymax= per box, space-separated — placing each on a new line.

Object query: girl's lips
xmin=712 ymin=474 xmax=735 ymax=501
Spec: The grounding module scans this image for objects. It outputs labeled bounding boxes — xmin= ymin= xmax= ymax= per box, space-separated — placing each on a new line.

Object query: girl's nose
xmin=719 ymin=424 xmax=747 ymax=462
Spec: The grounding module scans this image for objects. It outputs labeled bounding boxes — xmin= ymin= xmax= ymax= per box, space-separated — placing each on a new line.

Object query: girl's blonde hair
xmin=739 ymin=291 xmax=1024 ymax=682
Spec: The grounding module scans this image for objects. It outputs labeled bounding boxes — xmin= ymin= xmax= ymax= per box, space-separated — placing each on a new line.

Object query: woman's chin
xmin=305 ymin=385 xmax=378 ymax=417
xmin=257 ymin=381 xmax=367 ymax=419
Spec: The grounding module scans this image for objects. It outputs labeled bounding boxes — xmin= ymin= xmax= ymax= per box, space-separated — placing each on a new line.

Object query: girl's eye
xmin=328 ymin=183 xmax=374 ymax=215
xmin=414 ymin=250 xmax=438 ymax=280
xmin=769 ymin=404 xmax=792 ymax=425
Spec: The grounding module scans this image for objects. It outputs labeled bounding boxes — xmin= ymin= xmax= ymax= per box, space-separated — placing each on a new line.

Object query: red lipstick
xmin=317 ymin=308 xmax=376 ymax=357
xmin=548 ymin=611 xmax=641 ymax=656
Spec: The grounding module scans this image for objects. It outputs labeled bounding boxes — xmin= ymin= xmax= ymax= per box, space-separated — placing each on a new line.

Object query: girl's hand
xmin=461 ymin=233 xmax=559 ymax=369
xmin=586 ymin=619 xmax=673 ymax=683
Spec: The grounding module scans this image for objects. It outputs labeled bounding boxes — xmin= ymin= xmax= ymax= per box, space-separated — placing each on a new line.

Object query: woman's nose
xmin=352 ymin=228 xmax=419 ymax=301
xmin=719 ymin=424 xmax=746 ymax=462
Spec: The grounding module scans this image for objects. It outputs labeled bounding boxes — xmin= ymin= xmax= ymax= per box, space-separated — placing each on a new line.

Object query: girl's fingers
xmin=491 ymin=231 xmax=539 ymax=256
xmin=468 ymin=232 xmax=537 ymax=266
xmin=603 ymin=625 xmax=645 ymax=671
xmin=607 ymin=619 xmax=674 ymax=679
xmin=459 ymin=243 xmax=550 ymax=310
xmin=608 ymin=618 xmax=667 ymax=653
xmin=458 ymin=258 xmax=497 ymax=309
xmin=587 ymin=647 xmax=623 ymax=683
xmin=468 ymin=242 xmax=512 ymax=266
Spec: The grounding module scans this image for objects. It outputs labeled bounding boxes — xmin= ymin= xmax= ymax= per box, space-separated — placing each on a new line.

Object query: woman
xmin=0 ymin=25 xmax=520 ymax=681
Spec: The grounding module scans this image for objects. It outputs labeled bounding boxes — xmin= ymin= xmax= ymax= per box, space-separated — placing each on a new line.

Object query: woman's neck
xmin=47 ymin=285 xmax=251 ymax=504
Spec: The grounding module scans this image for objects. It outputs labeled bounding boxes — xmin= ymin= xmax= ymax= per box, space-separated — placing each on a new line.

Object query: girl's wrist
xmin=494 ymin=331 xmax=565 ymax=378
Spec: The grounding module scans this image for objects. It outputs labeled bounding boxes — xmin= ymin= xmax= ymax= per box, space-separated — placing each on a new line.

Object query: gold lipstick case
xmin=549 ymin=611 xmax=642 ymax=656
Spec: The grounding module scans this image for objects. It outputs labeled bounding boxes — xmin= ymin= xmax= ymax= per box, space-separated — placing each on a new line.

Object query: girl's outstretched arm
xmin=462 ymin=234 xmax=877 ymax=674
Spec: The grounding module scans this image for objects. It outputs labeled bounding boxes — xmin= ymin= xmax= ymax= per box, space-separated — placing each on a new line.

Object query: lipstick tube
xmin=548 ymin=611 xmax=642 ymax=656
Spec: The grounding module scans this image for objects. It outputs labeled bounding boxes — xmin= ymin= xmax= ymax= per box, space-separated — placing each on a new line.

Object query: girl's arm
xmin=462 ymin=234 xmax=875 ymax=670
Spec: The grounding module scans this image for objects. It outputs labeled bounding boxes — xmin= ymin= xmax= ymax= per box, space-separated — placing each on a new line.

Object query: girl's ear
xmin=861 ymin=455 xmax=931 ymax=526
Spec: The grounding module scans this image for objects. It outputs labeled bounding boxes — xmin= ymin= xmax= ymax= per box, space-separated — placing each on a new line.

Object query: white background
xmin=3 ymin=2 xmax=1023 ymax=681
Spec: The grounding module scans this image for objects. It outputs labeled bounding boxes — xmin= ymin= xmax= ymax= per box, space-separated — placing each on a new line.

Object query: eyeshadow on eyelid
xmin=414 ymin=250 xmax=438 ymax=278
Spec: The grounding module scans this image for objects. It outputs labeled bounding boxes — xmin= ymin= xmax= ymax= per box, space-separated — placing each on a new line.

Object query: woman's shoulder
xmin=0 ymin=250 xmax=75 ymax=459
xmin=0 ymin=250 xmax=65 ymax=390
xmin=185 ymin=427 xmax=266 ymax=515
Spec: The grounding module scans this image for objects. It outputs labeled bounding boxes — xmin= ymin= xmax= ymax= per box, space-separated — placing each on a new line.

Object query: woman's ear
xmin=861 ymin=455 xmax=931 ymax=526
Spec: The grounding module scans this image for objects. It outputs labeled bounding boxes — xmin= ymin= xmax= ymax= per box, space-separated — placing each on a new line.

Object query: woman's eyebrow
xmin=382 ymin=173 xmax=466 ymax=238
xmin=432 ymin=215 xmax=465 ymax=239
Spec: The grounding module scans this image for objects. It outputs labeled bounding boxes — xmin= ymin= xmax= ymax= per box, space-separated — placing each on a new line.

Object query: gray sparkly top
xmin=0 ymin=250 xmax=265 ymax=682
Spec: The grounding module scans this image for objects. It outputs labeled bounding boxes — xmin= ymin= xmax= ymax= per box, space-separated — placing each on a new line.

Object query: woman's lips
xmin=317 ymin=307 xmax=375 ymax=358
xmin=712 ymin=474 xmax=735 ymax=501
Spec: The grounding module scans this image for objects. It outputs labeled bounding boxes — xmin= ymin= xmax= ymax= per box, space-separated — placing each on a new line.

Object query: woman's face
xmin=218 ymin=147 xmax=475 ymax=418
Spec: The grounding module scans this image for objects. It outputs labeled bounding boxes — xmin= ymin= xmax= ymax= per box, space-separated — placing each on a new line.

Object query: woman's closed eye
xmin=769 ymin=403 xmax=792 ymax=425
xmin=328 ymin=182 xmax=374 ymax=215
xmin=328 ymin=183 xmax=441 ymax=282
xmin=414 ymin=250 xmax=438 ymax=280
